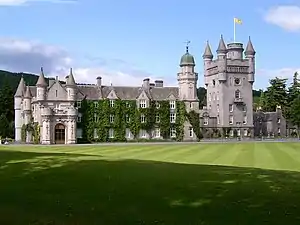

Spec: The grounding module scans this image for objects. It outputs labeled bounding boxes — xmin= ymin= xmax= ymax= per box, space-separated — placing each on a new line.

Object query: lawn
xmin=1 ymin=142 xmax=300 ymax=224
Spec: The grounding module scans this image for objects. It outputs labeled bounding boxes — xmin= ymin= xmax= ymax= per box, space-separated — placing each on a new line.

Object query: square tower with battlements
xmin=202 ymin=35 xmax=256 ymax=137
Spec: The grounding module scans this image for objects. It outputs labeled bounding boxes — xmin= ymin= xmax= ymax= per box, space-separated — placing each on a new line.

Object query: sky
xmin=0 ymin=0 xmax=300 ymax=89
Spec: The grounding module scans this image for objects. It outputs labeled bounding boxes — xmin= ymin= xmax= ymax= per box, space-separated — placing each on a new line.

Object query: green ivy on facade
xmin=78 ymin=99 xmax=197 ymax=143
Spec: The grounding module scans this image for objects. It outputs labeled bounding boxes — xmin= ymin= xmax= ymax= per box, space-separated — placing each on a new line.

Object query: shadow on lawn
xmin=1 ymin=150 xmax=300 ymax=225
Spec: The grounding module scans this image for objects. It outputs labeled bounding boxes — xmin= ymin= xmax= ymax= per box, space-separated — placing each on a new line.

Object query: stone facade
xmin=14 ymin=35 xmax=286 ymax=144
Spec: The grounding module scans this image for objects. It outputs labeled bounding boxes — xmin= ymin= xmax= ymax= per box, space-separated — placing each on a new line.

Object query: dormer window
xmin=139 ymin=99 xmax=146 ymax=108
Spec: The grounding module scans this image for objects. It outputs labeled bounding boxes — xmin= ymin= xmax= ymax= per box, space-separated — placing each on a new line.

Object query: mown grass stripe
xmin=157 ymin=144 xmax=208 ymax=163
xmin=125 ymin=145 xmax=186 ymax=160
xmin=252 ymin=143 xmax=277 ymax=170
xmin=231 ymin=143 xmax=255 ymax=167
xmin=195 ymin=143 xmax=234 ymax=164
xmin=268 ymin=143 xmax=300 ymax=171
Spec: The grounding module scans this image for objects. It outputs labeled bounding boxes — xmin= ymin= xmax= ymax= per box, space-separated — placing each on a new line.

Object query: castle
xmin=14 ymin=36 xmax=286 ymax=144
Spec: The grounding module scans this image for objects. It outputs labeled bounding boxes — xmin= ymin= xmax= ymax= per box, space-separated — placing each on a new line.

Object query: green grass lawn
xmin=1 ymin=142 xmax=300 ymax=224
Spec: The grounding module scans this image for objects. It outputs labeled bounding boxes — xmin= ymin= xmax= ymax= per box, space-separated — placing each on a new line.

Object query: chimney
xmin=155 ymin=80 xmax=163 ymax=87
xmin=96 ymin=76 xmax=102 ymax=86
xmin=143 ymin=78 xmax=150 ymax=89
xmin=48 ymin=78 xmax=55 ymax=87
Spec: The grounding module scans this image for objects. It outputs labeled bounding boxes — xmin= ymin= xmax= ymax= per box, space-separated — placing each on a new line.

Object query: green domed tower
xmin=177 ymin=41 xmax=199 ymax=105
xmin=180 ymin=45 xmax=195 ymax=67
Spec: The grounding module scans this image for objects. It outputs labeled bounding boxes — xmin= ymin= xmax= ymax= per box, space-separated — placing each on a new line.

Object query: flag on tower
xmin=233 ymin=17 xmax=242 ymax=42
xmin=234 ymin=17 xmax=242 ymax=24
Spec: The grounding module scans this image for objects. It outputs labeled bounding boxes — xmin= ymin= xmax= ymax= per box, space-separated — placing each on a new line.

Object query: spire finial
xmin=184 ymin=40 xmax=190 ymax=53
xmin=41 ymin=67 xmax=44 ymax=74
xmin=70 ymin=67 xmax=73 ymax=75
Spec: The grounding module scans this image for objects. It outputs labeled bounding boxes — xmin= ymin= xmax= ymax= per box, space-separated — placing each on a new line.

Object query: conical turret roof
xmin=66 ymin=68 xmax=76 ymax=86
xmin=216 ymin=35 xmax=227 ymax=54
xmin=24 ymin=85 xmax=32 ymax=99
xmin=245 ymin=36 xmax=255 ymax=55
xmin=202 ymin=41 xmax=213 ymax=59
xmin=15 ymin=76 xmax=25 ymax=97
xmin=36 ymin=67 xmax=47 ymax=87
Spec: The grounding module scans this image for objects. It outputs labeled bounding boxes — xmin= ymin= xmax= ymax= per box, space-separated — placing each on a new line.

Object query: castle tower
xmin=203 ymin=35 xmax=256 ymax=137
xmin=66 ymin=68 xmax=77 ymax=102
xmin=177 ymin=42 xmax=199 ymax=110
xmin=14 ymin=76 xmax=25 ymax=142
xmin=36 ymin=67 xmax=47 ymax=101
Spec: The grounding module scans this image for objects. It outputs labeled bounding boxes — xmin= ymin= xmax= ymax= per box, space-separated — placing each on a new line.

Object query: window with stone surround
xmin=139 ymin=99 xmax=146 ymax=108
xmin=235 ymin=90 xmax=241 ymax=99
xmin=155 ymin=128 xmax=160 ymax=138
xmin=109 ymin=114 xmax=114 ymax=123
xmin=229 ymin=104 xmax=233 ymax=112
xmin=243 ymin=116 xmax=247 ymax=124
xmin=141 ymin=114 xmax=146 ymax=123
xmin=140 ymin=129 xmax=147 ymax=138
xmin=109 ymin=100 xmax=115 ymax=107
xmin=170 ymin=128 xmax=176 ymax=138
xmin=204 ymin=117 xmax=208 ymax=125
xmin=126 ymin=114 xmax=130 ymax=123
xmin=155 ymin=113 xmax=160 ymax=123
xmin=77 ymin=101 xmax=81 ymax=108
xmin=229 ymin=115 xmax=233 ymax=124
xmin=109 ymin=129 xmax=114 ymax=138
xmin=169 ymin=100 xmax=176 ymax=109
xmin=170 ymin=113 xmax=176 ymax=123
xmin=189 ymin=127 xmax=193 ymax=137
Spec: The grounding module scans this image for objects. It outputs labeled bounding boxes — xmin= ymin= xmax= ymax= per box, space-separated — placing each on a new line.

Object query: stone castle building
xmin=14 ymin=35 xmax=286 ymax=144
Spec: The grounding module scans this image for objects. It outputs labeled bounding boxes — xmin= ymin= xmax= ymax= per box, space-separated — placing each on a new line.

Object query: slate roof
xmin=29 ymin=84 xmax=179 ymax=101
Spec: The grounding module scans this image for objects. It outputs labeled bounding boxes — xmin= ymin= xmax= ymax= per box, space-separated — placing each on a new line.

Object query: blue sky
xmin=0 ymin=0 xmax=299 ymax=89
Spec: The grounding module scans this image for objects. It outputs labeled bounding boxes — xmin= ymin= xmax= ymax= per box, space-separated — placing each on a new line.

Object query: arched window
xmin=235 ymin=90 xmax=241 ymax=98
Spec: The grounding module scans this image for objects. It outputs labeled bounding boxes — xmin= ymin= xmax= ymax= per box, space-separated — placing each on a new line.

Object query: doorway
xmin=55 ymin=123 xmax=65 ymax=144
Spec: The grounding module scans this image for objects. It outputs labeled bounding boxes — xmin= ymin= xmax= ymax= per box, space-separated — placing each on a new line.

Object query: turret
xmin=23 ymin=86 xmax=32 ymax=124
xmin=202 ymin=41 xmax=213 ymax=85
xmin=227 ymin=42 xmax=244 ymax=60
xmin=36 ymin=67 xmax=47 ymax=101
xmin=179 ymin=42 xmax=195 ymax=73
xmin=216 ymin=35 xmax=227 ymax=81
xmin=177 ymin=42 xmax=198 ymax=101
xmin=245 ymin=37 xmax=255 ymax=83
xmin=66 ymin=68 xmax=77 ymax=101
xmin=14 ymin=76 xmax=25 ymax=142
xmin=23 ymin=86 xmax=32 ymax=111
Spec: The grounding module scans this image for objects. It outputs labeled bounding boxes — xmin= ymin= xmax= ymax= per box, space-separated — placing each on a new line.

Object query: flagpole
xmin=233 ymin=18 xmax=236 ymax=43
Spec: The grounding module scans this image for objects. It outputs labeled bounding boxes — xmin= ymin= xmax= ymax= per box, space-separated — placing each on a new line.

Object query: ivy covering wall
xmin=78 ymin=99 xmax=198 ymax=143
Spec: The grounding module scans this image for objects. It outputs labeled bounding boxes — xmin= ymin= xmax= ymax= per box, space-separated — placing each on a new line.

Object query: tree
xmin=289 ymin=95 xmax=300 ymax=138
xmin=287 ymin=72 xmax=300 ymax=120
xmin=0 ymin=113 xmax=10 ymax=138
xmin=197 ymin=87 xmax=207 ymax=108
xmin=263 ymin=77 xmax=288 ymax=114
xmin=0 ymin=81 xmax=14 ymax=122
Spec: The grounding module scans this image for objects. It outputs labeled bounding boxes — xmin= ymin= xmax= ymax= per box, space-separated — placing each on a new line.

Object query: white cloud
xmin=0 ymin=37 xmax=168 ymax=87
xmin=264 ymin=5 xmax=300 ymax=32
xmin=258 ymin=68 xmax=300 ymax=79
xmin=0 ymin=0 xmax=76 ymax=6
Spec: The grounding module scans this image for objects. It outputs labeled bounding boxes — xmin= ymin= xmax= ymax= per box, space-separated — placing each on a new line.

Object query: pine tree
xmin=287 ymin=72 xmax=300 ymax=120
xmin=290 ymin=95 xmax=300 ymax=138
xmin=263 ymin=77 xmax=288 ymax=114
